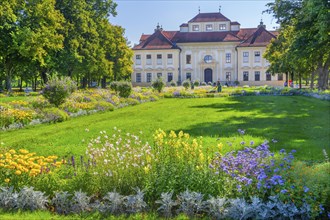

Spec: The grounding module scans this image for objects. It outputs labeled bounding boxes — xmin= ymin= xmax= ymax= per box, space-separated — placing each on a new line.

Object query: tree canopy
xmin=0 ymin=0 xmax=133 ymax=91
xmin=264 ymin=0 xmax=329 ymax=90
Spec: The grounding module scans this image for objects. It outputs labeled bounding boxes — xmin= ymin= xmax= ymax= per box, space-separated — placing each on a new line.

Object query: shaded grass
xmin=1 ymin=96 xmax=329 ymax=161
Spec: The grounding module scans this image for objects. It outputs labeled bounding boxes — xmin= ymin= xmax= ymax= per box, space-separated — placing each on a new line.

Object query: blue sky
xmin=111 ymin=0 xmax=277 ymax=46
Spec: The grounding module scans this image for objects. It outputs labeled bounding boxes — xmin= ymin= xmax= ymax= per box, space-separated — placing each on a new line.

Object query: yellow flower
xmin=19 ymin=149 xmax=29 ymax=154
xmin=144 ymin=166 xmax=150 ymax=174
xmin=4 ymin=178 xmax=10 ymax=183
xmin=8 ymin=149 xmax=16 ymax=154
xmin=15 ymin=170 xmax=22 ymax=175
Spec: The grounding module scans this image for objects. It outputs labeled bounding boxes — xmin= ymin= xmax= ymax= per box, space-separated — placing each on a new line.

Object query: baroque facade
xmin=132 ymin=12 xmax=283 ymax=86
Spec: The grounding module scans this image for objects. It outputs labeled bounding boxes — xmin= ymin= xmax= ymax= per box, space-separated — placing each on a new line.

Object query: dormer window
xmin=219 ymin=24 xmax=226 ymax=30
xmin=192 ymin=25 xmax=199 ymax=31
xmin=206 ymin=24 xmax=213 ymax=31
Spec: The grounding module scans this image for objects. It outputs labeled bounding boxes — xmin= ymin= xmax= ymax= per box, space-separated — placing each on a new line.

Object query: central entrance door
xmin=204 ymin=68 xmax=213 ymax=83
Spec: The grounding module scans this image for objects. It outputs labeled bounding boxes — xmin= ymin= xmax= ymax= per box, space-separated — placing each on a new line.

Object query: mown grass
xmin=1 ymin=96 xmax=329 ymax=161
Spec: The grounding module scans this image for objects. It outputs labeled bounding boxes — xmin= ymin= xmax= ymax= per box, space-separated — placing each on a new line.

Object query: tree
xmin=265 ymin=0 xmax=329 ymax=90
xmin=0 ymin=0 xmax=64 ymax=92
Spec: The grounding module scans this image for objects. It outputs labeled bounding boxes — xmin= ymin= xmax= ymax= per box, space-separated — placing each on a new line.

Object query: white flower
xmin=85 ymin=128 xmax=89 ymax=132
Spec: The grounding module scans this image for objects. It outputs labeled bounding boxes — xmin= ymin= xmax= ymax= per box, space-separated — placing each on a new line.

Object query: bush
xmin=42 ymin=76 xmax=77 ymax=107
xmin=170 ymin=81 xmax=176 ymax=87
xmin=201 ymin=82 xmax=207 ymax=86
xmin=42 ymin=108 xmax=69 ymax=123
xmin=182 ymin=80 xmax=191 ymax=90
xmin=95 ymin=101 xmax=115 ymax=111
xmin=110 ymin=81 xmax=132 ymax=98
xmin=152 ymin=78 xmax=165 ymax=93
xmin=193 ymin=80 xmax=200 ymax=87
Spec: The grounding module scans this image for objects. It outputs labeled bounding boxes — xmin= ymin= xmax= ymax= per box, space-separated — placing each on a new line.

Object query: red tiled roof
xmin=133 ymin=27 xmax=276 ymax=49
xmin=162 ymin=31 xmax=178 ymax=40
xmin=140 ymin=34 xmax=150 ymax=42
xmin=238 ymin=26 xmax=276 ymax=47
xmin=133 ymin=30 xmax=178 ymax=50
xmin=236 ymin=28 xmax=258 ymax=40
xmin=188 ymin=12 xmax=230 ymax=22
xmin=171 ymin=31 xmax=241 ymax=43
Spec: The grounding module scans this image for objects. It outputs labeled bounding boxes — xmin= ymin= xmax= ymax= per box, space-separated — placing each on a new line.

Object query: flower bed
xmin=0 ymin=88 xmax=160 ymax=130
xmin=0 ymin=129 xmax=329 ymax=218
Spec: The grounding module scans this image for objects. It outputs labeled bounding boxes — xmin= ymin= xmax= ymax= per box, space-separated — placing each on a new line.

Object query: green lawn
xmin=1 ymin=96 xmax=329 ymax=161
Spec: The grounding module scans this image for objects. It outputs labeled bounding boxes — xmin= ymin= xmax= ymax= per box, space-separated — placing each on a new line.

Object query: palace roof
xmin=238 ymin=26 xmax=277 ymax=47
xmin=133 ymin=13 xmax=277 ymax=50
xmin=188 ymin=12 xmax=231 ymax=22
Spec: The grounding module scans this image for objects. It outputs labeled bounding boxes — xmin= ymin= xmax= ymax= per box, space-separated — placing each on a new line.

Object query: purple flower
xmin=238 ymin=129 xmax=245 ymax=135
xmin=291 ymin=149 xmax=297 ymax=153
xmin=237 ymin=184 xmax=242 ymax=192
xmin=280 ymin=189 xmax=288 ymax=194
xmin=250 ymin=141 xmax=254 ymax=146
xmin=303 ymin=186 xmax=309 ymax=193
xmin=240 ymin=141 xmax=245 ymax=145
xmin=272 ymin=138 xmax=278 ymax=143
xmin=291 ymin=185 xmax=295 ymax=189
xmin=280 ymin=149 xmax=286 ymax=154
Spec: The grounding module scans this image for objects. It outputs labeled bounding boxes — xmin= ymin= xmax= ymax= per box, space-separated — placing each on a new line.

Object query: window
xmin=157 ymin=72 xmax=162 ymax=78
xmin=136 ymin=73 xmax=141 ymax=83
xmin=266 ymin=72 xmax=272 ymax=81
xmin=192 ymin=25 xmax=199 ymax=31
xmin=243 ymin=52 xmax=249 ymax=63
xmin=186 ymin=54 xmax=191 ymax=64
xmin=146 ymin=73 xmax=152 ymax=82
xmin=278 ymin=73 xmax=283 ymax=81
xmin=226 ymin=72 xmax=231 ymax=81
xmin=254 ymin=51 xmax=260 ymax=63
xmin=255 ymin=71 xmax=260 ymax=81
xmin=226 ymin=53 xmax=231 ymax=63
xmin=243 ymin=71 xmax=249 ymax=81
xmin=135 ymin=55 xmax=141 ymax=65
xmin=186 ymin=73 xmax=191 ymax=80
xmin=219 ymin=24 xmax=226 ymax=30
xmin=204 ymin=55 xmax=212 ymax=63
xmin=146 ymin=54 xmax=152 ymax=65
xmin=206 ymin=24 xmax=213 ymax=31
xmin=167 ymin=54 xmax=173 ymax=64
xmin=167 ymin=73 xmax=173 ymax=82
xmin=157 ymin=54 xmax=162 ymax=65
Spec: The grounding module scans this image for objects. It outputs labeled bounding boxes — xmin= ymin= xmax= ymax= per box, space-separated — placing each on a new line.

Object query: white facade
xmin=132 ymin=12 xmax=282 ymax=86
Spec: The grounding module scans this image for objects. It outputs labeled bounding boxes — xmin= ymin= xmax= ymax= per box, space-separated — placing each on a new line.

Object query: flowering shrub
xmin=42 ymin=76 xmax=77 ymax=107
xmin=0 ymin=149 xmax=63 ymax=189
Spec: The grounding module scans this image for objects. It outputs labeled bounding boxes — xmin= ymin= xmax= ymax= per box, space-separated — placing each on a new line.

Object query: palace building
xmin=132 ymin=11 xmax=283 ymax=86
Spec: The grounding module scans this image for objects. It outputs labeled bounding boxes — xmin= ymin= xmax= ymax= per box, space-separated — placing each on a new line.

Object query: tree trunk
xmin=82 ymin=77 xmax=87 ymax=88
xmin=101 ymin=76 xmax=106 ymax=88
xmin=5 ymin=73 xmax=12 ymax=92
xmin=19 ymin=77 xmax=23 ymax=91
xmin=310 ymin=70 xmax=315 ymax=89
xmin=317 ymin=59 xmax=329 ymax=91
xmin=40 ymin=69 xmax=48 ymax=85
xmin=34 ymin=77 xmax=37 ymax=91
xmin=299 ymin=72 xmax=302 ymax=89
